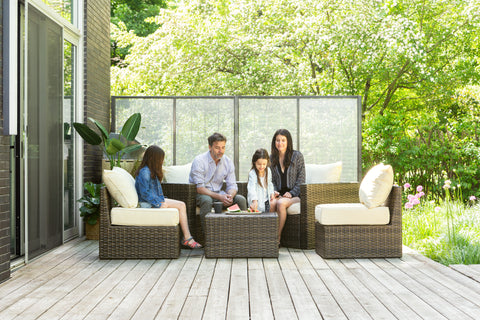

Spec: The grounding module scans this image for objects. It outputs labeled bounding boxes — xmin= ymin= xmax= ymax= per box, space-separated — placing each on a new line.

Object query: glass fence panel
xmin=113 ymin=96 xmax=360 ymax=181
xmin=238 ymin=98 xmax=297 ymax=181
xmin=176 ymin=98 xmax=234 ymax=165
xmin=115 ymin=98 xmax=174 ymax=164
xmin=299 ymin=98 xmax=358 ymax=182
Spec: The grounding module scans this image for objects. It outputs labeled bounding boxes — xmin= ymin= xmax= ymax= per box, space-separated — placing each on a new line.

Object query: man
xmin=189 ymin=132 xmax=247 ymax=231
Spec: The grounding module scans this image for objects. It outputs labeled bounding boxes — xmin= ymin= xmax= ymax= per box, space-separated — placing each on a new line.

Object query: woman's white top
xmin=247 ymin=168 xmax=274 ymax=212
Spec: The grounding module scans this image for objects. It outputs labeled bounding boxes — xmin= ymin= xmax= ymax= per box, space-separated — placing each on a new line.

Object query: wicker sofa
xmin=315 ymin=183 xmax=402 ymax=258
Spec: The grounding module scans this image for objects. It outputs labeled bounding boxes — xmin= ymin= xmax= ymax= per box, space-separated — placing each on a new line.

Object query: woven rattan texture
xmin=205 ymin=212 xmax=279 ymax=258
xmin=315 ymin=184 xmax=402 ymax=258
xmin=99 ymin=187 xmax=180 ymax=259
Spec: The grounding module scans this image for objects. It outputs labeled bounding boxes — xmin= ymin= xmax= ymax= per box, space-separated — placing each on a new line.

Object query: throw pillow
xmin=359 ymin=163 xmax=394 ymax=209
xmin=163 ymin=163 xmax=192 ymax=183
xmin=305 ymin=161 xmax=342 ymax=183
xmin=103 ymin=167 xmax=138 ymax=208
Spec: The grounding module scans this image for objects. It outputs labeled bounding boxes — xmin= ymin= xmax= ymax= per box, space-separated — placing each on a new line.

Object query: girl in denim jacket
xmin=135 ymin=145 xmax=202 ymax=249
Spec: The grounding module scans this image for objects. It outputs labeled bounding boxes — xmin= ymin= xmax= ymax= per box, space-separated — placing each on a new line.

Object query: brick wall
xmin=83 ymin=0 xmax=111 ymax=184
xmin=0 ymin=0 xmax=12 ymax=283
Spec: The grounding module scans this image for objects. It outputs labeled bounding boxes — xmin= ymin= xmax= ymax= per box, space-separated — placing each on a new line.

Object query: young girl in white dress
xmin=247 ymin=149 xmax=277 ymax=212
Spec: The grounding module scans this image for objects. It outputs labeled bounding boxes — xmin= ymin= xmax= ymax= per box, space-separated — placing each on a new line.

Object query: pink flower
xmin=404 ymin=183 xmax=411 ymax=189
xmin=407 ymin=194 xmax=416 ymax=201
xmin=417 ymin=185 xmax=423 ymax=192
xmin=470 ymin=195 xmax=477 ymax=201
xmin=419 ymin=191 xmax=425 ymax=197
xmin=411 ymin=198 xmax=420 ymax=205
xmin=434 ymin=206 xmax=441 ymax=213
xmin=405 ymin=202 xmax=413 ymax=209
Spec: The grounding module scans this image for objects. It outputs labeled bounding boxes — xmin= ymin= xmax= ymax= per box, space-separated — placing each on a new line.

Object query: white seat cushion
xmin=315 ymin=203 xmax=390 ymax=225
xmin=103 ymin=167 xmax=138 ymax=208
xmin=163 ymin=163 xmax=192 ymax=183
xmin=111 ymin=207 xmax=179 ymax=226
xmin=287 ymin=202 xmax=301 ymax=215
xmin=305 ymin=162 xmax=342 ymax=183
xmin=359 ymin=163 xmax=394 ymax=209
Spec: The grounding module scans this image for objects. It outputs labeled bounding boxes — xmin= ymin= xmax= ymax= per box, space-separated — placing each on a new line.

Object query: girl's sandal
xmin=182 ymin=237 xmax=202 ymax=249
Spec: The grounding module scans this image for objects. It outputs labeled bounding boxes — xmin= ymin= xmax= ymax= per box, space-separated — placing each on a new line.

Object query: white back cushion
xmin=163 ymin=163 xmax=192 ymax=183
xmin=305 ymin=161 xmax=342 ymax=183
xmin=359 ymin=163 xmax=394 ymax=209
xmin=103 ymin=167 xmax=138 ymax=208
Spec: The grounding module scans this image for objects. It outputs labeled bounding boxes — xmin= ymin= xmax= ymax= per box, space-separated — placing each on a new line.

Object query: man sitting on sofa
xmin=189 ymin=132 xmax=247 ymax=231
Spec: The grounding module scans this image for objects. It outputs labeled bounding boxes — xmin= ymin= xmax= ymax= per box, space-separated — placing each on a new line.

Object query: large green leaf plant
xmin=73 ymin=113 xmax=142 ymax=169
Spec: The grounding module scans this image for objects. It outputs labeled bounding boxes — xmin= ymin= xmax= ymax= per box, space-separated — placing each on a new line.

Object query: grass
xmin=402 ymin=189 xmax=480 ymax=265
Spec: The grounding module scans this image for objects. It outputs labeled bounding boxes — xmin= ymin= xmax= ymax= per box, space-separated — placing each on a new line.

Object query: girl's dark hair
xmin=136 ymin=145 xmax=165 ymax=181
xmin=270 ymin=129 xmax=293 ymax=169
xmin=250 ymin=148 xmax=270 ymax=188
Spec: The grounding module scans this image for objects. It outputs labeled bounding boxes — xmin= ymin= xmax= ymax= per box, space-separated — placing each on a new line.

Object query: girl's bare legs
xmin=164 ymin=198 xmax=193 ymax=241
xmin=276 ymin=197 xmax=300 ymax=243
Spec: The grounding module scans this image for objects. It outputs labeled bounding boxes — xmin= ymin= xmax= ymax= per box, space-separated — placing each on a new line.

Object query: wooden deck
xmin=1 ymin=238 xmax=480 ymax=319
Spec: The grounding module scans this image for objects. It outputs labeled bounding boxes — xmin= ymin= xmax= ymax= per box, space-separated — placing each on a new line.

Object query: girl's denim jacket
xmin=135 ymin=166 xmax=165 ymax=208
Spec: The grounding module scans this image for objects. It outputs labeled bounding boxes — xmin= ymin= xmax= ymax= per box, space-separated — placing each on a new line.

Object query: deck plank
xmin=107 ymin=259 xmax=170 ymax=320
xmin=248 ymin=258 xmax=274 ymax=320
xmin=202 ymin=259 xmax=232 ymax=319
xmin=2 ymin=240 xmax=480 ymax=320
xmin=263 ymin=257 xmax=298 ymax=320
xmin=291 ymin=249 xmax=347 ymax=320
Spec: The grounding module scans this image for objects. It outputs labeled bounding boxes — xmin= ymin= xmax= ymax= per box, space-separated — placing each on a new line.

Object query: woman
xmin=135 ymin=145 xmax=202 ymax=249
xmin=270 ymin=129 xmax=305 ymax=244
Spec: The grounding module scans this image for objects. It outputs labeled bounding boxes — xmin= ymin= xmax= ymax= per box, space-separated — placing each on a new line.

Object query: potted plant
xmin=77 ymin=182 xmax=103 ymax=240
xmin=73 ymin=113 xmax=143 ymax=169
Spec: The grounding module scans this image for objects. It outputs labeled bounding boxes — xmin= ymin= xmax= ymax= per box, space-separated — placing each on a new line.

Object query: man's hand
xmin=223 ymin=194 xmax=233 ymax=206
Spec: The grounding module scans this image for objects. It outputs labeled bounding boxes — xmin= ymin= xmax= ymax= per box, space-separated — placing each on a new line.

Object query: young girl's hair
xmin=251 ymin=148 xmax=270 ymax=188
xmin=270 ymin=128 xmax=293 ymax=169
xmin=136 ymin=145 xmax=165 ymax=181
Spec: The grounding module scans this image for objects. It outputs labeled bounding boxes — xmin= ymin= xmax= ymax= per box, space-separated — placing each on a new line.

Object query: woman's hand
xmin=272 ymin=191 xmax=280 ymax=199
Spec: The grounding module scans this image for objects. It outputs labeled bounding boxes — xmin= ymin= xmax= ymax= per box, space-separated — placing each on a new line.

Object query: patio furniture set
xmin=98 ymin=162 xmax=402 ymax=260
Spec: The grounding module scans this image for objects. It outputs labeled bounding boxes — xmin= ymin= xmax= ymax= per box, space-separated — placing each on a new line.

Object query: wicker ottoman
xmin=205 ymin=212 xmax=279 ymax=258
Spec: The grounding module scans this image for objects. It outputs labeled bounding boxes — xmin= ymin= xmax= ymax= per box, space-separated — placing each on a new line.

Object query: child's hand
xmin=160 ymin=202 xmax=168 ymax=208
xmin=250 ymin=200 xmax=258 ymax=211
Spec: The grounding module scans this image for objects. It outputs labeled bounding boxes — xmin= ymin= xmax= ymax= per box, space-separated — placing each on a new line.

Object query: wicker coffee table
xmin=205 ymin=211 xmax=279 ymax=258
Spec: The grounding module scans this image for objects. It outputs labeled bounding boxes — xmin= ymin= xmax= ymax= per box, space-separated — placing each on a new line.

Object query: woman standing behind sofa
xmin=270 ymin=129 xmax=306 ymax=245
xmin=135 ymin=145 xmax=202 ymax=249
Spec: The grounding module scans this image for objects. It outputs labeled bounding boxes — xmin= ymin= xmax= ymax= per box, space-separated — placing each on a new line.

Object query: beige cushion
xmin=315 ymin=203 xmax=390 ymax=225
xmin=111 ymin=207 xmax=179 ymax=226
xmin=163 ymin=163 xmax=192 ymax=183
xmin=103 ymin=167 xmax=138 ymax=208
xmin=286 ymin=202 xmax=301 ymax=215
xmin=305 ymin=162 xmax=342 ymax=183
xmin=359 ymin=163 xmax=394 ymax=209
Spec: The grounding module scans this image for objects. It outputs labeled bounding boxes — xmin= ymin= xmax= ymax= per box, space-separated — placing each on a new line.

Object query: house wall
xmin=0 ymin=0 xmax=12 ymax=283
xmin=83 ymin=0 xmax=111 ymax=184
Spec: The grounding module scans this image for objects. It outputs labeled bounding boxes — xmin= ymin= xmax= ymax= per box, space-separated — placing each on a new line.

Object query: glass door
xmin=26 ymin=5 xmax=64 ymax=259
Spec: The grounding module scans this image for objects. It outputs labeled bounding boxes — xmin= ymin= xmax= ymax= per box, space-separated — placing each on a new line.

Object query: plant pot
xmin=85 ymin=222 xmax=99 ymax=240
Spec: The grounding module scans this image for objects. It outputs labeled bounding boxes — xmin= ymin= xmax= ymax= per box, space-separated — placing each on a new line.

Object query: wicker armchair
xmin=99 ymin=187 xmax=180 ymax=259
xmin=315 ymin=183 xmax=402 ymax=258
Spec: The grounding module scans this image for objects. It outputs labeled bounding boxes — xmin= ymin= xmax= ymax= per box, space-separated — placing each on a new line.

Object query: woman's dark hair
xmin=136 ymin=145 xmax=165 ymax=181
xmin=250 ymin=148 xmax=270 ymax=188
xmin=270 ymin=129 xmax=293 ymax=169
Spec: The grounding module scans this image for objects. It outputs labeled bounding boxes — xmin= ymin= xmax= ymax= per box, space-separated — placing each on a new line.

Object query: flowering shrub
xmin=403 ymin=183 xmax=425 ymax=209
xmin=402 ymin=178 xmax=480 ymax=265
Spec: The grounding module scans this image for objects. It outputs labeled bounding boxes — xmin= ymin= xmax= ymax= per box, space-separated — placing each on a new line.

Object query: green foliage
xmin=110 ymin=0 xmax=480 ymax=194
xmin=73 ymin=113 xmax=143 ymax=169
xmin=110 ymin=0 xmax=167 ymax=66
xmin=403 ymin=187 xmax=480 ymax=265
xmin=77 ymin=182 xmax=104 ymax=225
